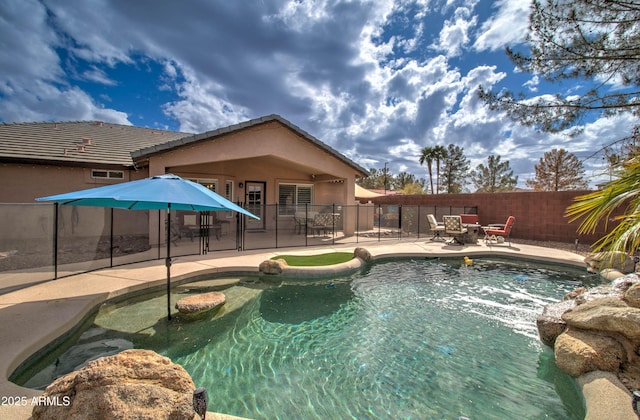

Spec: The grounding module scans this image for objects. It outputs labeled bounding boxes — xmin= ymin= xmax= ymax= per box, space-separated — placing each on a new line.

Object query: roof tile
xmin=0 ymin=121 xmax=191 ymax=167
xmin=0 ymin=116 xmax=368 ymax=175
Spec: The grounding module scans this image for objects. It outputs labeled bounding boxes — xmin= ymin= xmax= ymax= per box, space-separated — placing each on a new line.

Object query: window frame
xmin=278 ymin=183 xmax=313 ymax=216
xmin=91 ymin=169 xmax=124 ymax=180
xmin=224 ymin=180 xmax=234 ymax=218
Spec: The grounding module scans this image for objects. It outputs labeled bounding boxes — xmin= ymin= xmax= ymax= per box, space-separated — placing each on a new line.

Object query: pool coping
xmin=0 ymin=240 xmax=634 ymax=419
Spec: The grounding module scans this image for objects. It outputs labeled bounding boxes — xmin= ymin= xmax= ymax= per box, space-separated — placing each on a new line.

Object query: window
xmin=225 ymin=181 xmax=233 ymax=201
xmin=224 ymin=181 xmax=233 ymax=218
xmin=278 ymin=183 xmax=313 ymax=216
xmin=189 ymin=178 xmax=218 ymax=192
xmin=91 ymin=169 xmax=124 ymax=179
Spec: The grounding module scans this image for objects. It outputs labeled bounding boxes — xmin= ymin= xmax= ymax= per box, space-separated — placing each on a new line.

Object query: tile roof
xmin=0 ymin=115 xmax=368 ymax=175
xmin=0 ymin=121 xmax=191 ymax=167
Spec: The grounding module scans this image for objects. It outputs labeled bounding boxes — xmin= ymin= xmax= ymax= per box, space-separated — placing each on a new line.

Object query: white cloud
xmin=0 ymin=0 xmax=63 ymax=87
xmin=523 ymin=75 xmax=539 ymax=92
xmin=82 ymin=66 xmax=117 ymax=86
xmin=434 ymin=6 xmax=478 ymax=57
xmin=0 ymin=82 xmax=130 ymax=124
xmin=0 ymin=0 xmax=626 ymax=189
xmin=388 ymin=138 xmax=422 ymax=159
xmin=473 ymin=0 xmax=531 ymax=51
xmin=162 ymin=67 xmax=250 ymax=133
xmin=0 ymin=0 xmax=130 ymax=123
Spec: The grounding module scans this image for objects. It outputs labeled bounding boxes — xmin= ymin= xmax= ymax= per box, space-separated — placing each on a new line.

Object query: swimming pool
xmin=14 ymin=257 xmax=592 ymax=419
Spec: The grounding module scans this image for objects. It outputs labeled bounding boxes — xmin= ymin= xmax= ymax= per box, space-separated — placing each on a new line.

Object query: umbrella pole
xmin=166 ymin=204 xmax=172 ymax=321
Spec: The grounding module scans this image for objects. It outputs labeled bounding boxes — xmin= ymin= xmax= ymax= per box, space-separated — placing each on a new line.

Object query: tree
xmin=526 ymin=148 xmax=588 ymax=191
xmin=479 ymin=0 xmax=640 ymax=133
xmin=489 ymin=0 xmax=640 ymax=259
xmin=358 ymin=167 xmax=404 ymax=191
xmin=566 ymin=152 xmax=640 ymax=257
xmin=603 ymin=147 xmax=622 ymax=182
xmin=396 ymin=171 xmax=417 ymax=189
xmin=381 ymin=164 xmax=393 ymax=192
xmin=471 ymin=155 xmax=518 ymax=192
xmin=419 ymin=146 xmax=436 ymax=194
xmin=399 ymin=182 xmax=425 ymax=195
xmin=358 ymin=168 xmax=388 ymax=190
xmin=357 ymin=169 xmax=379 ymax=189
xmin=440 ymin=144 xmax=470 ymax=193
xmin=432 ymin=145 xmax=447 ymax=194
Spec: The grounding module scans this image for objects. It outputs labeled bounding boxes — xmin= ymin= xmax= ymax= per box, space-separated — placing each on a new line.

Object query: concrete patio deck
xmin=0 ymin=239 xmax=634 ymax=419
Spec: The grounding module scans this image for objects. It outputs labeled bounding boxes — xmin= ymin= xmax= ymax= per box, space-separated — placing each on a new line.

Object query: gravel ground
xmin=513 ymin=239 xmax=592 ymax=257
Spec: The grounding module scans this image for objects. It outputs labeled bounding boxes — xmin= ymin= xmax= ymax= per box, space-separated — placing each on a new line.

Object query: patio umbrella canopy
xmin=355 ymin=184 xmax=383 ymax=199
xmin=37 ymin=174 xmax=259 ymax=320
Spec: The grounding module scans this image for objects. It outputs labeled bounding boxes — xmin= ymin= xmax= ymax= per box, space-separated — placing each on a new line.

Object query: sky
xmin=1 ymin=0 xmax=635 ymax=189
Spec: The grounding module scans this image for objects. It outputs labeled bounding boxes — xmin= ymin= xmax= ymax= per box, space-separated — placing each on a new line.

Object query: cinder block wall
xmin=370 ymin=190 xmax=615 ymax=245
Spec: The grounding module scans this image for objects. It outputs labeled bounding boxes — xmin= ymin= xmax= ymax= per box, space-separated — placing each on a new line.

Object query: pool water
xmin=16 ymin=258 xmax=591 ymax=419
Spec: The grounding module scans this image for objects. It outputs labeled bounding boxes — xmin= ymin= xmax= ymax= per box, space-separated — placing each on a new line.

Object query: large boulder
xmin=585 ymin=252 xmax=635 ymax=274
xmin=176 ymin=291 xmax=226 ymax=317
xmin=554 ymin=329 xmax=625 ymax=377
xmin=624 ymin=282 xmax=640 ymax=308
xmin=536 ymin=300 xmax=575 ymax=347
xmin=562 ymin=297 xmax=640 ymax=341
xmin=354 ymin=247 xmax=373 ymax=263
xmin=259 ymin=259 xmax=285 ymax=275
xmin=600 ymin=269 xmax=625 ymax=281
xmin=32 ymin=349 xmax=196 ymax=420
xmin=564 ymin=287 xmax=586 ymax=301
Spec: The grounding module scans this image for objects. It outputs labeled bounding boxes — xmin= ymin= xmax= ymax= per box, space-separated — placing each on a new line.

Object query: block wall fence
xmin=369 ymin=190 xmax=617 ymax=245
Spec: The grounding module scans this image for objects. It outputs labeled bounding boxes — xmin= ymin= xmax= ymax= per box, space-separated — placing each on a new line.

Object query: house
xmin=0 ymin=114 xmax=369 ymax=238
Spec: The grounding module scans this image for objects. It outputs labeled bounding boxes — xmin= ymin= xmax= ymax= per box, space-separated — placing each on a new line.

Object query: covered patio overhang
xmin=131 ymin=116 xmax=368 ymax=237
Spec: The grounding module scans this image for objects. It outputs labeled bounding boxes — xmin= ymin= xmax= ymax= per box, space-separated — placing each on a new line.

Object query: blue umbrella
xmin=37 ymin=174 xmax=259 ymax=320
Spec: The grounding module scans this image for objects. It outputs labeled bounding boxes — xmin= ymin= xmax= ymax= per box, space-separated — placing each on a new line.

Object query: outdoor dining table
xmin=459 ymin=223 xmax=482 ymax=244
xmin=294 ymin=211 xmax=318 ymax=234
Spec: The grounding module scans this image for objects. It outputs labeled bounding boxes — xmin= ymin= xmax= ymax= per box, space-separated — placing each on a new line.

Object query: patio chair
xmin=294 ymin=212 xmax=307 ymax=234
xmin=443 ymin=215 xmax=467 ymax=245
xmin=459 ymin=214 xmax=479 ymax=225
xmin=483 ymin=216 xmax=516 ymax=246
xmin=427 ymin=214 xmax=446 ymax=241
xmin=308 ymin=213 xmax=334 ymax=237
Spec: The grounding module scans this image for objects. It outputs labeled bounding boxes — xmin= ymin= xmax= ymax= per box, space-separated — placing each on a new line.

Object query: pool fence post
xmin=157 ymin=209 xmax=161 ymax=260
xmin=356 ymin=203 xmax=360 ymax=243
xmin=398 ymin=205 xmax=402 ymax=239
xmin=109 ymin=208 xmax=114 ymax=268
xmin=54 ymin=203 xmax=59 ymax=280
xmin=305 ymin=203 xmax=308 ymax=247
xmin=332 ymin=203 xmax=336 ymax=245
xmin=377 ymin=204 xmax=381 ymax=242
xmin=417 ymin=205 xmax=421 ymax=240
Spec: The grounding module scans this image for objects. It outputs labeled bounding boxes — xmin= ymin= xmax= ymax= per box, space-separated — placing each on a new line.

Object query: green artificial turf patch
xmin=271 ymin=252 xmax=354 ymax=266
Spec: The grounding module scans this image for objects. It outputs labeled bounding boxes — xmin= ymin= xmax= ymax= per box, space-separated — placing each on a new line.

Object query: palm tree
xmin=419 ymin=147 xmax=435 ymax=194
xmin=433 ymin=145 xmax=447 ymax=194
xmin=566 ymin=153 xmax=640 ymax=257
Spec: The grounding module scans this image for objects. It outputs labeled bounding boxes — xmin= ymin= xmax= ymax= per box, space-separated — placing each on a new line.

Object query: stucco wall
xmin=0 ymin=164 xmax=145 ymax=203
xmin=146 ymin=121 xmax=360 ymax=234
xmin=0 ymin=164 xmax=150 ymax=243
xmin=146 ymin=122 xmax=358 ymax=203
